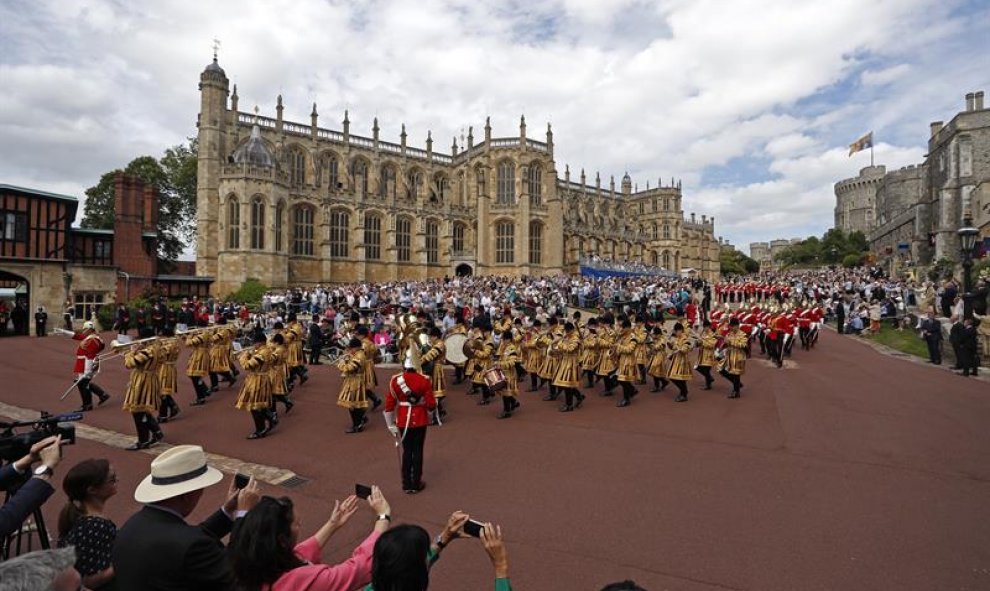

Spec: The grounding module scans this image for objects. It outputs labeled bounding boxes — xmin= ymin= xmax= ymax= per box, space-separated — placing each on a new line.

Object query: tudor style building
xmin=196 ymin=58 xmax=720 ymax=295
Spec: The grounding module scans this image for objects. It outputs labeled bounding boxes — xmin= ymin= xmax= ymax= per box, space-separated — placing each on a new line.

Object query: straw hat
xmin=134 ymin=445 xmax=224 ymax=504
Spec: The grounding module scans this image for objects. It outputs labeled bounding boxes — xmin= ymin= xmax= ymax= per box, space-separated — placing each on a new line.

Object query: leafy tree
xmin=842 ymin=253 xmax=863 ymax=268
xmin=81 ymin=139 xmax=198 ymax=264
xmin=227 ymin=278 xmax=268 ymax=307
xmin=720 ymin=249 xmax=760 ymax=275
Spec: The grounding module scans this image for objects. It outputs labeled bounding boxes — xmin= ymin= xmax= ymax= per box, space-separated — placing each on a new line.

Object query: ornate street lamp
xmin=957 ymin=211 xmax=979 ymax=320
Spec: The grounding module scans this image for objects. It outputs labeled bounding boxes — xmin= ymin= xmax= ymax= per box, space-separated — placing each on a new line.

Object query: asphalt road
xmin=1 ymin=329 xmax=988 ymax=590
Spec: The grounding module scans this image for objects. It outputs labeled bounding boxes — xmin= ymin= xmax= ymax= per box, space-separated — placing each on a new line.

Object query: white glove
xmin=388 ymin=425 xmax=399 ymax=437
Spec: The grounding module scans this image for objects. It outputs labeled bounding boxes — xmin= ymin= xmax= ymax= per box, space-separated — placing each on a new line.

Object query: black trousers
xmin=696 ymin=365 xmax=713 ymax=385
xmin=401 ymin=426 xmax=427 ymax=490
xmin=619 ymin=379 xmax=636 ymax=401
xmin=720 ymin=369 xmax=742 ymax=392
xmin=308 ymin=344 xmax=322 ymax=365
xmin=77 ymin=377 xmax=106 ymax=407
xmin=159 ymin=394 xmax=180 ymax=419
xmin=209 ymin=371 xmax=235 ymax=389
xmin=190 ymin=377 xmax=210 ymax=400
xmin=925 ymin=338 xmax=942 ymax=364
xmin=132 ymin=412 xmax=161 ymax=443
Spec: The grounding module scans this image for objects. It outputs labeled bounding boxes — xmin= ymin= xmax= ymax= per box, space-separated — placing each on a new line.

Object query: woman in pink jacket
xmin=230 ymin=485 xmax=393 ymax=591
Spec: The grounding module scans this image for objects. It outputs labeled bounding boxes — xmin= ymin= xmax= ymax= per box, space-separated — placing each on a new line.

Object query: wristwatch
xmin=377 ymin=513 xmax=391 ymax=522
xmin=33 ymin=465 xmax=54 ymax=478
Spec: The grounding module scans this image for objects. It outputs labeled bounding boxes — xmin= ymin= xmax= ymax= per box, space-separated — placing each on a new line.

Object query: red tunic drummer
xmin=69 ymin=321 xmax=111 ymax=411
xmin=384 ymin=358 xmax=436 ymax=494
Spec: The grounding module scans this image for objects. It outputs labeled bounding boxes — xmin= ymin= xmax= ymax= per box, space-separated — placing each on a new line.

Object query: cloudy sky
xmin=2 ymin=0 xmax=987 ymax=256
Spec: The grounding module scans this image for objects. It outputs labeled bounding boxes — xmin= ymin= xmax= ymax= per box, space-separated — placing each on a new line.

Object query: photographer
xmin=1 ymin=435 xmax=63 ymax=538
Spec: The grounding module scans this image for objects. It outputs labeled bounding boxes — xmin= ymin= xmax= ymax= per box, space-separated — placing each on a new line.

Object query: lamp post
xmin=957 ymin=211 xmax=979 ymax=321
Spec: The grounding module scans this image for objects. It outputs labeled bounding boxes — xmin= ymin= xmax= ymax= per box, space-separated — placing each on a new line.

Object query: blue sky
xmin=1 ymin=0 xmax=987 ymax=257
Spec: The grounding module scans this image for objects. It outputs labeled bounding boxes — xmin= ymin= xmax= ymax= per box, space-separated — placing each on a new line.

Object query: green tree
xmin=80 ymin=139 xmax=198 ymax=264
xmin=720 ymin=249 xmax=760 ymax=276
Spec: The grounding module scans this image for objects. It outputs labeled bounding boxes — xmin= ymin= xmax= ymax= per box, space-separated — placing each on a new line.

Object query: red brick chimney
xmin=113 ymin=173 xmax=159 ymax=301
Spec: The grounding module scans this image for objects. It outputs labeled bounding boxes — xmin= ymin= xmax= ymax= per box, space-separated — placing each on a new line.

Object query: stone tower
xmin=195 ymin=56 xmax=230 ymax=281
xmin=834 ymin=165 xmax=885 ymax=235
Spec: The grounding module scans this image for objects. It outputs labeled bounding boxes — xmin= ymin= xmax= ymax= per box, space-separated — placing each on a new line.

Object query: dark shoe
xmin=728 ymin=390 xmax=740 ymax=399
xmin=404 ymin=488 xmax=419 ymax=494
xmin=227 ymin=377 xmax=237 ymax=388
xmin=702 ymin=384 xmax=712 ymax=391
xmin=247 ymin=431 xmax=266 ymax=439
xmin=497 ymin=411 xmax=513 ymax=419
xmin=125 ymin=441 xmax=151 ymax=451
xmin=151 ymin=431 xmax=164 ymax=445
xmin=616 ymin=398 xmax=630 ymax=407
xmin=415 ymin=481 xmax=426 ymax=492
xmin=650 ymin=387 xmax=660 ymax=393
xmin=361 ymin=415 xmax=369 ymax=427
xmin=345 ymin=425 xmax=364 ymax=434
xmin=74 ymin=405 xmax=94 ymax=413
xmin=541 ymin=394 xmax=556 ymax=401
xmin=299 ymin=375 xmax=309 ymax=385
xmin=575 ymin=394 xmax=585 ymax=409
xmin=191 ymin=399 xmax=206 ymax=406
xmin=209 ymin=386 xmax=219 ymax=393
xmin=158 ymin=415 xmax=169 ymax=423
xmin=285 ymin=401 xmax=295 ymax=414
xmin=512 ymin=399 xmax=521 ymax=410
xmin=559 ymin=404 xmax=574 ymax=412
xmin=97 ymin=395 xmax=111 ymax=406
xmin=674 ymin=394 xmax=688 ymax=402
xmin=478 ymin=397 xmax=492 ymax=406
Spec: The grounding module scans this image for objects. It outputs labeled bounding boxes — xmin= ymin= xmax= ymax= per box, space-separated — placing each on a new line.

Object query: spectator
xmin=57 ymin=458 xmax=118 ymax=590
xmin=63 ymin=299 xmax=74 ymax=331
xmin=112 ymin=444 xmax=260 ymax=591
xmin=367 ymin=512 xmax=512 ymax=590
xmin=948 ymin=315 xmax=964 ymax=370
xmin=868 ymin=301 xmax=882 ymax=334
xmin=229 ymin=485 xmax=391 ymax=591
xmin=35 ymin=305 xmax=48 ymax=337
xmin=0 ymin=435 xmax=62 ymax=539
xmin=958 ymin=316 xmax=979 ymax=377
xmin=919 ymin=311 xmax=943 ymax=365
xmin=845 ymin=313 xmax=864 ymax=335
xmin=0 ymin=547 xmax=82 ymax=591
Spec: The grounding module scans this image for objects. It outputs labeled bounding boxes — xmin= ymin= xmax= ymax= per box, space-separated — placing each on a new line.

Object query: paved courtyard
xmin=1 ymin=329 xmax=988 ymax=590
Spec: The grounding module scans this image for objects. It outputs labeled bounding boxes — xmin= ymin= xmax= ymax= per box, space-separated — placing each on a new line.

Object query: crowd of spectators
xmin=0 ymin=443 xmax=651 ymax=591
xmin=578 ymin=255 xmax=678 ymax=278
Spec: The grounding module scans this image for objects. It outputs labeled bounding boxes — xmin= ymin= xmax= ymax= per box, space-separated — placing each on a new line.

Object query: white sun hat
xmin=134 ymin=445 xmax=224 ymax=504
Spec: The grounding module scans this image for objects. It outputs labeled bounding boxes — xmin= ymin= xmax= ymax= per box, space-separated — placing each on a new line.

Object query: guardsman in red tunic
xmin=70 ymin=321 xmax=110 ymax=411
xmin=385 ymin=356 xmax=437 ymax=494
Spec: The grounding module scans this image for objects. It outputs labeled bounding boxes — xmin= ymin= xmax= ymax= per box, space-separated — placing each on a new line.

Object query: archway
xmin=455 ymin=263 xmax=473 ymax=277
xmin=0 ymin=270 xmax=30 ymax=337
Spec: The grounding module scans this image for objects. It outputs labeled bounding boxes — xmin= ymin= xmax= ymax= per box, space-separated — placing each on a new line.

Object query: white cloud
xmin=0 ymin=0 xmax=986 ymax=251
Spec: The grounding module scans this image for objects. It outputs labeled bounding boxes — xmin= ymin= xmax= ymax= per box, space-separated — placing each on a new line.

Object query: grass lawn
xmin=861 ymin=323 xmax=930 ymax=359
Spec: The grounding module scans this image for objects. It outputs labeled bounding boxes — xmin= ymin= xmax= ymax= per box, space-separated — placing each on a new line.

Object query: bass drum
xmin=444 ymin=333 xmax=468 ymax=365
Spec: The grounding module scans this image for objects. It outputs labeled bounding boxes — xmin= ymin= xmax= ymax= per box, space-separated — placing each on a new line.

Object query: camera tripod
xmin=1 ymin=473 xmax=52 ymax=560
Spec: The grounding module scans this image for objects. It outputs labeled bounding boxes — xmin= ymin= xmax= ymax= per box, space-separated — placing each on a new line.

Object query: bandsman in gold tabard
xmin=695 ymin=320 xmax=718 ymax=390
xmin=666 ymin=323 xmax=694 ymax=402
xmin=538 ymin=318 xmax=564 ymax=402
xmin=580 ymin=318 xmax=602 ymax=389
xmin=718 ymin=317 xmax=748 ymax=399
xmin=595 ymin=316 xmax=618 ymax=396
xmin=523 ymin=320 xmax=545 ymax=392
xmin=122 ymin=341 xmax=164 ymax=450
xmin=420 ymin=326 xmax=448 ymax=422
xmin=495 ymin=329 xmax=522 ymax=419
xmin=614 ymin=319 xmax=641 ymax=408
xmin=470 ymin=326 xmax=497 ymax=405
xmin=634 ymin=318 xmax=651 ymax=384
xmin=157 ymin=334 xmax=181 ymax=422
xmin=236 ymin=340 xmax=276 ymax=439
xmin=336 ymin=338 xmax=369 ymax=433
xmin=208 ymin=327 xmax=237 ymax=392
xmin=267 ymin=332 xmax=294 ymax=415
xmin=553 ymin=322 xmax=585 ymax=412
xmin=357 ymin=325 xmax=383 ymax=410
xmin=285 ymin=315 xmax=309 ymax=387
xmin=647 ymin=326 xmax=671 ymax=392
xmin=185 ymin=332 xmax=212 ymax=403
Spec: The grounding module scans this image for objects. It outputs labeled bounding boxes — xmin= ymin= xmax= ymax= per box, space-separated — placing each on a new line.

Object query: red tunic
xmin=73 ymin=332 xmax=105 ymax=374
xmin=386 ymin=370 xmax=437 ymax=429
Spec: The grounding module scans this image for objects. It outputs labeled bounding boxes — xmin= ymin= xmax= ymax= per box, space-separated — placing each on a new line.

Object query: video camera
xmin=0 ymin=411 xmax=80 ymax=467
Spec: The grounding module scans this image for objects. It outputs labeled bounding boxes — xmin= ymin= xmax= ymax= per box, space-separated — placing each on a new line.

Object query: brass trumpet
xmin=96 ymin=336 xmax=160 ymax=361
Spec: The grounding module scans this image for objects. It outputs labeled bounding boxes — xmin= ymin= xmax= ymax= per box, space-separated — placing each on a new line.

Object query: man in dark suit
xmin=0 ymin=435 xmax=62 ymax=539
xmin=919 ymin=311 xmax=943 ymax=365
xmin=112 ymin=445 xmax=259 ymax=591
xmin=307 ymin=319 xmax=324 ymax=365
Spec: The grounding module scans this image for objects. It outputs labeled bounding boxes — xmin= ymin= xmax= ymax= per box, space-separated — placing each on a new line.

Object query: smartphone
xmin=463 ymin=519 xmax=485 ymax=537
xmin=355 ymin=484 xmax=373 ymax=499
xmin=234 ymin=473 xmax=250 ymax=490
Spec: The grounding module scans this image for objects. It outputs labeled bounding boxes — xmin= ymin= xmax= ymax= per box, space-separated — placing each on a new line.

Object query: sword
xmin=59 ymin=375 xmax=86 ymax=401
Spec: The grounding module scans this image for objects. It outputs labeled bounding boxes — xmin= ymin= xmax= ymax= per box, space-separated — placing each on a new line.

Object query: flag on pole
xmin=848 ymin=132 xmax=873 ymax=156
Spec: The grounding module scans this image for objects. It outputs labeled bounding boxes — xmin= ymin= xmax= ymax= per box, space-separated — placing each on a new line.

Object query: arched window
xmin=495 ymin=221 xmax=514 ymax=263
xmin=663 ymin=224 xmax=671 ymax=240
xmin=292 ymin=206 xmax=314 ymax=256
xmin=321 ymin=153 xmax=340 ymax=191
xmin=528 ymin=166 xmax=542 ymax=207
xmin=352 ymin=160 xmax=369 ymax=196
xmin=496 ymin=161 xmax=515 ymax=205
xmin=651 ymin=251 xmax=658 ymax=266
xmin=288 ymin=148 xmax=306 ymax=186
xmin=274 ymin=202 xmax=284 ymax=252
xmin=652 ymin=224 xmax=658 ymax=240
xmin=663 ymin=198 xmax=669 ymax=212
xmin=250 ymin=197 xmax=265 ymax=250
xmin=452 ymin=222 xmax=466 ymax=253
xmin=329 ymin=209 xmax=349 ymax=258
xmin=227 ymin=198 xmax=240 ymax=249
xmin=364 ymin=213 xmax=381 ymax=260
xmin=380 ymin=164 xmax=397 ymax=199
xmin=653 ymin=199 xmax=658 ymax=212
xmin=407 ymin=169 xmax=423 ymax=201
xmin=425 ymin=219 xmax=439 ymax=264
xmin=396 ymin=217 xmax=412 ymax=262
xmin=431 ymin=174 xmax=449 ymax=203
xmin=528 ymin=221 xmax=542 ymax=265
xmin=638 ymin=201 xmax=644 ymax=215
xmin=662 ymin=251 xmax=671 ymax=268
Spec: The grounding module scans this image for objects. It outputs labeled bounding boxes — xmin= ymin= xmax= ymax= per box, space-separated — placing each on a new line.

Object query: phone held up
xmin=355 ymin=484 xmax=373 ymax=499
xmin=463 ymin=519 xmax=485 ymax=538
xmin=234 ymin=473 xmax=250 ymax=490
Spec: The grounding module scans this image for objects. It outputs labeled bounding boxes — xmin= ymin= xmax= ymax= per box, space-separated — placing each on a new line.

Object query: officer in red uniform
xmin=385 ymin=355 xmax=437 ymax=494
xmin=70 ymin=321 xmax=111 ymax=411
